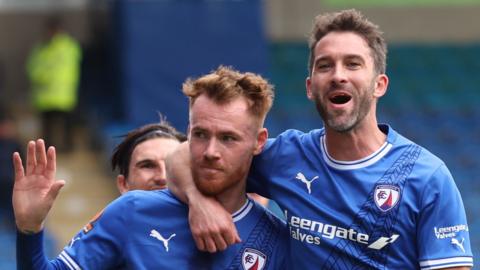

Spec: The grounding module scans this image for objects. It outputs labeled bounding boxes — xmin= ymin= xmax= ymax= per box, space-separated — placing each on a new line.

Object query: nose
xmin=331 ymin=64 xmax=348 ymax=84
xmin=151 ymin=161 xmax=168 ymax=188
xmin=204 ymin=139 xmax=221 ymax=160
xmin=156 ymin=161 xmax=167 ymax=179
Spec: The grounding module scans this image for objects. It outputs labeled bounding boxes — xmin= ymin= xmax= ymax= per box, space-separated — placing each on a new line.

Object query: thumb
xmin=47 ymin=180 xmax=65 ymax=201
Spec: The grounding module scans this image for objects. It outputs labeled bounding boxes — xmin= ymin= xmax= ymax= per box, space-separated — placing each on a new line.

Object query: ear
xmin=306 ymin=77 xmax=314 ymax=100
xmin=116 ymin=174 xmax=129 ymax=194
xmin=253 ymin=128 xmax=268 ymax=155
xmin=373 ymin=74 xmax=388 ymax=98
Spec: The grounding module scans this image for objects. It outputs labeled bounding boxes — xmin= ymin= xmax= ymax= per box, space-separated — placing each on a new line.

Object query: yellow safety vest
xmin=27 ymin=32 xmax=82 ymax=112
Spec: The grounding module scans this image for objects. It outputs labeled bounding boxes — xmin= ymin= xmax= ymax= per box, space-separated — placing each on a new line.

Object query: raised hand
xmin=12 ymin=139 xmax=65 ymax=233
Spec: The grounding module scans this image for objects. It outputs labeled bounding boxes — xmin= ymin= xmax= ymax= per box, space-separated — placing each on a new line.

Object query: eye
xmin=346 ymin=60 xmax=362 ymax=69
xmin=316 ymin=62 xmax=332 ymax=71
xmin=141 ymin=163 xmax=155 ymax=168
xmin=192 ymin=130 xmax=207 ymax=139
xmin=221 ymin=135 xmax=237 ymax=142
xmin=137 ymin=161 xmax=157 ymax=169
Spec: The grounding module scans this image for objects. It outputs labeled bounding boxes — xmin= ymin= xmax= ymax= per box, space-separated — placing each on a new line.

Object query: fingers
xmin=47 ymin=180 xmax=65 ymax=202
xmin=45 ymin=146 xmax=56 ymax=180
xmin=234 ymin=233 xmax=241 ymax=244
xmin=12 ymin=152 xmax=25 ymax=182
xmin=211 ymin=233 xmax=228 ymax=252
xmin=192 ymin=231 xmax=224 ymax=253
xmin=193 ymin=235 xmax=206 ymax=251
xmin=25 ymin=141 xmax=36 ymax=175
xmin=205 ymin=237 xmax=219 ymax=253
xmin=34 ymin=139 xmax=47 ymax=175
xmin=192 ymin=226 xmax=240 ymax=253
xmin=222 ymin=227 xmax=242 ymax=246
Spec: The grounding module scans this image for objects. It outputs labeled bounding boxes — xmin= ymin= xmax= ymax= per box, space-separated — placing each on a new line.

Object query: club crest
xmin=374 ymin=185 xmax=400 ymax=212
xmin=242 ymin=248 xmax=266 ymax=270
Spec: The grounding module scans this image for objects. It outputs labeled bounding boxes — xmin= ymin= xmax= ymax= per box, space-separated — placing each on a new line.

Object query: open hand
xmin=12 ymin=139 xmax=65 ymax=233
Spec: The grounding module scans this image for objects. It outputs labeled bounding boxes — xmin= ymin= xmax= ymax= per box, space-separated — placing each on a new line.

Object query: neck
xmin=324 ymin=115 xmax=386 ymax=161
xmin=215 ymin=181 xmax=247 ymax=214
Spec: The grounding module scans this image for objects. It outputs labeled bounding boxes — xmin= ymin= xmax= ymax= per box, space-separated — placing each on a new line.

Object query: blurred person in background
xmin=13 ymin=66 xmax=287 ymax=269
xmin=111 ymin=119 xmax=187 ymax=194
xmin=167 ymin=9 xmax=473 ymax=269
xmin=26 ymin=15 xmax=82 ymax=153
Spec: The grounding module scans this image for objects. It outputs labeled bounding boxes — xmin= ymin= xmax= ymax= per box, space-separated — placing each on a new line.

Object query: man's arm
xmin=17 ymin=230 xmax=69 ymax=270
xmin=14 ymin=139 xmax=126 ymax=269
xmin=13 ymin=139 xmax=67 ymax=269
xmin=166 ymin=142 xmax=240 ymax=252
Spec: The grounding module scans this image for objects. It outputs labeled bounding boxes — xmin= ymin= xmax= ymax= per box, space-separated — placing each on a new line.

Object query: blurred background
xmin=0 ymin=0 xmax=478 ymax=268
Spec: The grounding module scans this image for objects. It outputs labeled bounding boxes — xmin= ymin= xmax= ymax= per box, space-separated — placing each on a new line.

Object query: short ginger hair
xmin=182 ymin=66 xmax=274 ymax=125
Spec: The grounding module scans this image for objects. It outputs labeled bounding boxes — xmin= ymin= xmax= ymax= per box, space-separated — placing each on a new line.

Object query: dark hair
xmin=111 ymin=119 xmax=186 ymax=177
xmin=308 ymin=9 xmax=387 ymax=75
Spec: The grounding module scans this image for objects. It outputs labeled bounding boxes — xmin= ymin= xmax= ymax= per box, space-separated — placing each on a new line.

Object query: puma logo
xmin=451 ymin=237 xmax=465 ymax=253
xmin=150 ymin=229 xmax=176 ymax=252
xmin=68 ymin=237 xmax=80 ymax=248
xmin=295 ymin=172 xmax=319 ymax=194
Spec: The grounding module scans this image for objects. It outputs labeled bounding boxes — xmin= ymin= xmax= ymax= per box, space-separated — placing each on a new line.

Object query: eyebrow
xmin=135 ymin=159 xmax=157 ymax=166
xmin=315 ymin=53 xmax=364 ymax=62
xmin=344 ymin=54 xmax=365 ymax=61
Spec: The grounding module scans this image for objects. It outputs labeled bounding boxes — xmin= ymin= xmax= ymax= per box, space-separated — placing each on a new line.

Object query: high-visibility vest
xmin=27 ymin=32 xmax=82 ymax=112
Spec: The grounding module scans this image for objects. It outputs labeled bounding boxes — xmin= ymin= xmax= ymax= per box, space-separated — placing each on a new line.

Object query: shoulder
xmin=388 ymin=125 xmax=446 ymax=175
xmin=119 ymin=189 xmax=184 ymax=209
xmin=252 ymin=202 xmax=287 ymax=233
xmin=387 ymin=126 xmax=455 ymax=196
xmin=262 ymin=128 xmax=324 ymax=156
xmin=271 ymin=128 xmax=323 ymax=143
xmin=82 ymin=189 xmax=185 ymax=235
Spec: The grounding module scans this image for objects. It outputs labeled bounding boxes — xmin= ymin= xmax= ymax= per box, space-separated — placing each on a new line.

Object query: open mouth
xmin=329 ymin=93 xmax=352 ymax=104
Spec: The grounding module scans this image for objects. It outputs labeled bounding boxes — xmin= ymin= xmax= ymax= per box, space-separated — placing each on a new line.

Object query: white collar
xmin=232 ymin=198 xmax=253 ymax=222
xmin=320 ymin=135 xmax=392 ymax=170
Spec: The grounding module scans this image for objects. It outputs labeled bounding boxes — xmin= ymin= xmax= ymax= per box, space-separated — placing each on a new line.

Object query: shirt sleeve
xmin=417 ymin=164 xmax=474 ymax=269
xmin=16 ymin=230 xmax=69 ymax=270
xmin=17 ymin=194 xmax=134 ymax=270
xmin=247 ymin=138 xmax=280 ymax=198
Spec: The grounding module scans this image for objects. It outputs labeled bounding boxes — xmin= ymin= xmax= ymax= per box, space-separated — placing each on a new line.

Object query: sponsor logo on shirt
xmin=285 ymin=210 xmax=398 ymax=250
xmin=68 ymin=237 xmax=80 ymax=248
xmin=149 ymin=229 xmax=176 ymax=252
xmin=434 ymin=224 xmax=468 ymax=239
xmin=451 ymin=237 xmax=466 ymax=253
xmin=294 ymin=172 xmax=319 ymax=194
xmin=374 ymin=185 xmax=400 ymax=212
xmin=242 ymin=248 xmax=266 ymax=270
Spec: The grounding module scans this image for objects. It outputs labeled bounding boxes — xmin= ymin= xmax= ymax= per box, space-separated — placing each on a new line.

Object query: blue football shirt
xmin=18 ymin=189 xmax=288 ymax=270
xmin=247 ymin=124 xmax=473 ymax=269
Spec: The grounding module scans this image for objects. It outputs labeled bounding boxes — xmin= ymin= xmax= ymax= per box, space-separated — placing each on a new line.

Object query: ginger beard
xmin=188 ymin=95 xmax=259 ymax=197
xmin=191 ymin=153 xmax=252 ymax=197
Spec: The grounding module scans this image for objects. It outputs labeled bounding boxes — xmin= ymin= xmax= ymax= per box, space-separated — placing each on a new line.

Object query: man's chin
xmin=148 ymin=185 xmax=167 ymax=191
xmin=194 ymin=179 xmax=225 ymax=196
